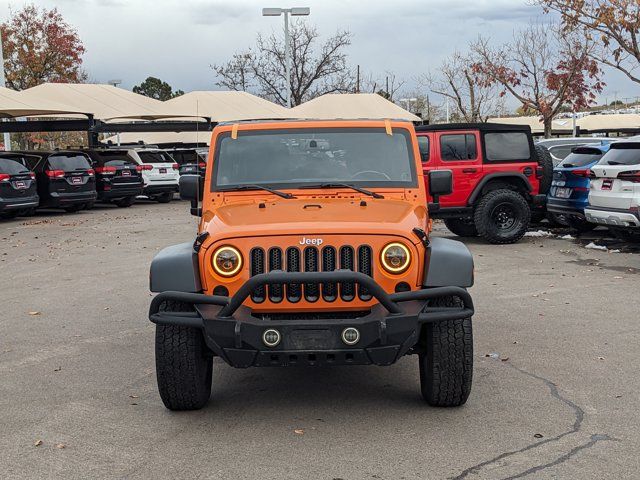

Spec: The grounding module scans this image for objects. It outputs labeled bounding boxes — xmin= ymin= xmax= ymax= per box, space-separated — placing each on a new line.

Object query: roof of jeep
xmin=415 ymin=122 xmax=532 ymax=133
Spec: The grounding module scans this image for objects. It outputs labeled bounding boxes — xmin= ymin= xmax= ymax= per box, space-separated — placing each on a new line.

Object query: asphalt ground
xmin=1 ymin=201 xmax=639 ymax=479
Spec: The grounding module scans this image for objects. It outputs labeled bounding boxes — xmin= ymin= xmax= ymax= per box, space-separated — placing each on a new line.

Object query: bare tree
xmin=536 ymin=0 xmax=640 ymax=85
xmin=360 ymin=71 xmax=405 ymax=101
xmin=421 ymin=51 xmax=501 ymax=122
xmin=472 ymin=24 xmax=604 ymax=137
xmin=212 ymin=21 xmax=353 ymax=106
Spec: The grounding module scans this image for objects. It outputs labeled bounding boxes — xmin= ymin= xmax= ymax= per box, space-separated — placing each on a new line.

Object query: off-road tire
xmin=534 ymin=144 xmax=554 ymax=194
xmin=115 ymin=196 xmax=135 ymax=208
xmin=566 ymin=216 xmax=596 ymax=232
xmin=444 ymin=218 xmax=478 ymax=237
xmin=474 ymin=189 xmax=531 ymax=244
xmin=156 ymin=192 xmax=173 ymax=203
xmin=155 ymin=301 xmax=213 ymax=411
xmin=419 ymin=295 xmax=473 ymax=407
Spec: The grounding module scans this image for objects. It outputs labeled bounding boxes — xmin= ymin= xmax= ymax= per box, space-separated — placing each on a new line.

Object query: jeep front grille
xmin=250 ymin=244 xmax=374 ymax=304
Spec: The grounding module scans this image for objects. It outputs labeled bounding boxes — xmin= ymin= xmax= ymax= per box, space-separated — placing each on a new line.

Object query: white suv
xmin=585 ymin=141 xmax=640 ymax=240
xmin=126 ymin=149 xmax=180 ymax=203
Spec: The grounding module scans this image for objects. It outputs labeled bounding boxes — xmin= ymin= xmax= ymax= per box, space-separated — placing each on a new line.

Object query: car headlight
xmin=212 ymin=246 xmax=243 ymax=277
xmin=380 ymin=242 xmax=411 ymax=274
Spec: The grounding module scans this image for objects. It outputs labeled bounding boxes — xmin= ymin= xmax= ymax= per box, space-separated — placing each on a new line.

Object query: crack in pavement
xmin=450 ymin=362 xmax=615 ymax=480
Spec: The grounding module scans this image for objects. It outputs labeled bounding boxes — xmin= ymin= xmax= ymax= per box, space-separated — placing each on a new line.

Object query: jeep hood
xmin=202 ymin=197 xmax=428 ymax=242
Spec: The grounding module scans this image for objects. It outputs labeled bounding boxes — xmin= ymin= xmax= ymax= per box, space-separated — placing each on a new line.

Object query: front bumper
xmin=149 ymin=271 xmax=474 ymax=368
xmin=585 ymin=206 xmax=640 ymax=227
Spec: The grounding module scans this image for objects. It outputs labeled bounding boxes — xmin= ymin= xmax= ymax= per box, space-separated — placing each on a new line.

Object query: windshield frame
xmin=210 ymin=126 xmax=418 ymax=193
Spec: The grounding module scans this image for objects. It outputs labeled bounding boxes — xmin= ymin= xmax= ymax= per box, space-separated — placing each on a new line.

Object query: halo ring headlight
xmin=380 ymin=242 xmax=411 ymax=274
xmin=212 ymin=245 xmax=243 ymax=277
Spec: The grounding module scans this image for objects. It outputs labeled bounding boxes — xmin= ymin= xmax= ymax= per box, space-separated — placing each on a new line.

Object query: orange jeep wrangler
xmin=149 ymin=119 xmax=475 ymax=410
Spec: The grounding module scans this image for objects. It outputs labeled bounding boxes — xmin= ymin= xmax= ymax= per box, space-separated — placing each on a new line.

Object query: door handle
xmin=462 ymin=168 xmax=477 ymax=174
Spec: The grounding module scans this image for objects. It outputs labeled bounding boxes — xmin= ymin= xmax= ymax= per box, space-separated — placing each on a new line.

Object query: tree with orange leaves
xmin=1 ymin=4 xmax=87 ymax=91
xmin=537 ymin=0 xmax=640 ymax=85
xmin=472 ymin=24 xmax=604 ymax=138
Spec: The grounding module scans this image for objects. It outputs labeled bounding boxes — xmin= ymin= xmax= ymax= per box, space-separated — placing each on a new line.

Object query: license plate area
xmin=555 ymin=187 xmax=572 ymax=198
xmin=13 ymin=181 xmax=27 ymax=189
xmin=121 ymin=170 xmax=131 ymax=176
xmin=71 ymin=177 xmax=82 ymax=185
xmin=159 ymin=168 xmax=167 ymax=174
xmin=602 ymin=179 xmax=613 ymax=190
xmin=288 ymin=329 xmax=334 ymax=350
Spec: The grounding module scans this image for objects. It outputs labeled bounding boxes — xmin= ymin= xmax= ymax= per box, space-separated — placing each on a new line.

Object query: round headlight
xmin=380 ymin=242 xmax=411 ymax=274
xmin=212 ymin=246 xmax=243 ymax=277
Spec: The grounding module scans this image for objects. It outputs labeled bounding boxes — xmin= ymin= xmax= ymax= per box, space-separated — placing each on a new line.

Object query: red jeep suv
xmin=416 ymin=123 xmax=552 ymax=244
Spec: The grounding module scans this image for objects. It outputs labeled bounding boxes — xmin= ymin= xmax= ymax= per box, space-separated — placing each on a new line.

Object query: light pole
xmin=262 ymin=7 xmax=310 ymax=107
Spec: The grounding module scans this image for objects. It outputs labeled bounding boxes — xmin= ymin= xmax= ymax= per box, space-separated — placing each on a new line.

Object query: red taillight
xmin=45 ymin=169 xmax=65 ymax=178
xmin=142 ymin=164 xmax=153 ymax=171
xmin=86 ymin=169 xmax=95 ymax=176
xmin=172 ymin=163 xmax=179 ymax=170
xmin=29 ymin=172 xmax=36 ymax=179
xmin=198 ymin=162 xmax=206 ymax=169
xmin=135 ymin=165 xmax=143 ymax=172
xmin=0 ymin=173 xmax=10 ymax=182
xmin=571 ymin=169 xmax=591 ymax=177
xmin=619 ymin=170 xmax=640 ymax=183
xmin=95 ymin=166 xmax=116 ymax=175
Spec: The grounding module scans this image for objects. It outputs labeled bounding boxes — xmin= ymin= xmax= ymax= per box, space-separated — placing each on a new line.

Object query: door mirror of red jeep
xmin=179 ymin=174 xmax=203 ymax=216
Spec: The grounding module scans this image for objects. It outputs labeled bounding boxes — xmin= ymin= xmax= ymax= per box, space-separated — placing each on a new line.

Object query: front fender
xmin=150 ymin=242 xmax=202 ymax=293
xmin=423 ymin=237 xmax=474 ymax=288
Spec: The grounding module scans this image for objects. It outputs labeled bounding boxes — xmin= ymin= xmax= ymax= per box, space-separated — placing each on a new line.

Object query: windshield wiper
xmin=218 ymin=184 xmax=296 ymax=199
xmin=300 ymin=183 xmax=384 ymax=199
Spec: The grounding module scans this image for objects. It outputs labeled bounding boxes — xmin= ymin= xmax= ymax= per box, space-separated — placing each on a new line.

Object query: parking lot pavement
xmin=1 ymin=202 xmax=639 ymax=480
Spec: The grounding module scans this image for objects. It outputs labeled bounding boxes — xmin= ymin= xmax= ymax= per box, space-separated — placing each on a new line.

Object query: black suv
xmin=18 ymin=151 xmax=97 ymax=212
xmin=0 ymin=154 xmax=39 ymax=219
xmin=167 ymin=148 xmax=208 ymax=178
xmin=84 ymin=150 xmax=144 ymax=207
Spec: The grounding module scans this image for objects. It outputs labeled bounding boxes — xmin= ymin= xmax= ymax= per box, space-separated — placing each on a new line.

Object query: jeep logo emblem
xmin=299 ymin=237 xmax=323 ymax=246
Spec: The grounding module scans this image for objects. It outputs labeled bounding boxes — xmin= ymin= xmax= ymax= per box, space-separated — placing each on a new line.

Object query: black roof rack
xmin=415 ymin=122 xmax=532 ymax=133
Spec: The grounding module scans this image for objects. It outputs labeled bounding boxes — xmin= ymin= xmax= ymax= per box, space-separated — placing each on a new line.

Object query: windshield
xmin=0 ymin=158 xmax=30 ymax=174
xmin=598 ymin=144 xmax=640 ymax=166
xmin=48 ymin=154 xmax=91 ymax=171
xmin=212 ymin=127 xmax=416 ymax=190
xmin=559 ymin=151 xmax=604 ymax=168
xmin=138 ymin=151 xmax=174 ymax=164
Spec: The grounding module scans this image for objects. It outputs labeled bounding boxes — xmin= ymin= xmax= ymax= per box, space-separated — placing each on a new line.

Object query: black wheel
xmin=156 ymin=192 xmax=173 ymax=203
xmin=565 ymin=216 xmax=596 ymax=232
xmin=610 ymin=227 xmax=640 ymax=242
xmin=115 ymin=196 xmax=134 ymax=208
xmin=534 ymin=144 xmax=553 ymax=194
xmin=64 ymin=205 xmax=82 ymax=213
xmin=419 ymin=295 xmax=473 ymax=407
xmin=444 ymin=218 xmax=478 ymax=237
xmin=473 ymin=189 xmax=531 ymax=244
xmin=155 ymin=301 xmax=212 ymax=411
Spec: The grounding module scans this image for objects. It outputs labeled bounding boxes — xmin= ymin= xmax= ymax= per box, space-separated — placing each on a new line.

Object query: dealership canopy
xmin=16 ymin=83 xmax=194 ymax=121
xmin=164 ymin=91 xmax=290 ymax=122
xmin=489 ymin=114 xmax=640 ymax=135
xmin=289 ymin=93 xmax=421 ymax=121
xmin=0 ymin=86 xmax=87 ymax=118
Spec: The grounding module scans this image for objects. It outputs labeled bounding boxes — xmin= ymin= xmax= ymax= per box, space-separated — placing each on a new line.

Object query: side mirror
xmin=428 ymin=170 xmax=453 ymax=213
xmin=179 ymin=174 xmax=204 ymax=216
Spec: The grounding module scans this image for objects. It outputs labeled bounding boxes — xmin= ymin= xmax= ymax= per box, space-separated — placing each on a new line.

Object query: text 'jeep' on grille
xmin=148 ymin=119 xmax=476 ymax=411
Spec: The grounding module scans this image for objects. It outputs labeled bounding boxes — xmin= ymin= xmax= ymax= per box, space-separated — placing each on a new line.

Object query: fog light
xmin=262 ymin=329 xmax=281 ymax=347
xmin=341 ymin=327 xmax=360 ymax=346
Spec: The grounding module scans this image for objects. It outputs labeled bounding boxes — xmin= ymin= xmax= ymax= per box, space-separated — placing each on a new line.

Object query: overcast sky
xmin=0 ymin=0 xmax=636 ymax=107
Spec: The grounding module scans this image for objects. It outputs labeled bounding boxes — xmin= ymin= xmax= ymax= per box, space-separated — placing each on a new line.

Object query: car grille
xmin=250 ymin=245 xmax=374 ymax=303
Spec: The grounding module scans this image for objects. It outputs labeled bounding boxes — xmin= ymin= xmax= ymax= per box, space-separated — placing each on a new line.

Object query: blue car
xmin=547 ymin=142 xmax=612 ymax=231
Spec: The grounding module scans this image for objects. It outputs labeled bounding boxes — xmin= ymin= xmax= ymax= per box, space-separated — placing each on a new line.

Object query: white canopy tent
xmin=289 ymin=93 xmax=420 ymax=121
xmin=0 ymin=86 xmax=87 ymax=118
